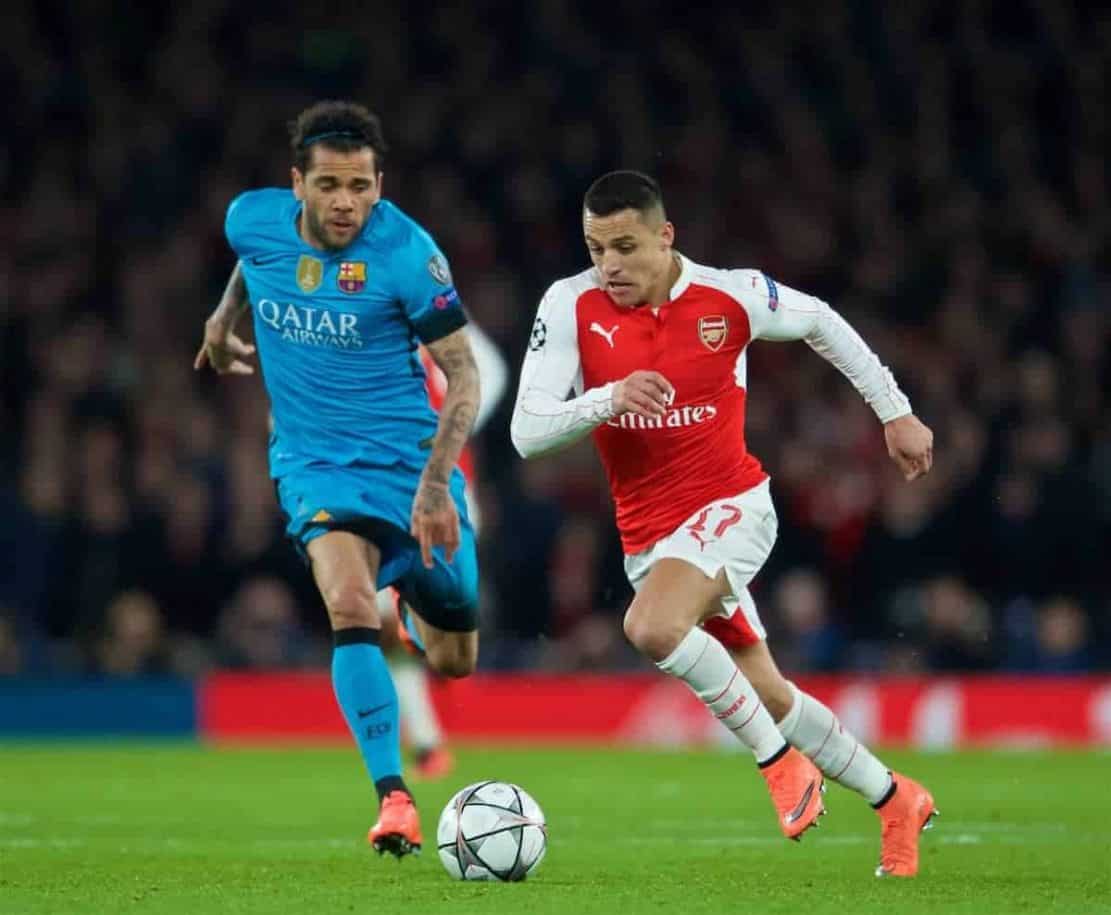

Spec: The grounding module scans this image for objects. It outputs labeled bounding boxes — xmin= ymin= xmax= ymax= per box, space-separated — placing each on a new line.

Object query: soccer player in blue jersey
xmin=194 ymin=100 xmax=481 ymax=858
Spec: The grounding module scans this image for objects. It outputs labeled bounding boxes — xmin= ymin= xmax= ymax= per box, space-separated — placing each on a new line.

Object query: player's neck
xmin=296 ymin=213 xmax=323 ymax=251
xmin=641 ymin=253 xmax=682 ymax=308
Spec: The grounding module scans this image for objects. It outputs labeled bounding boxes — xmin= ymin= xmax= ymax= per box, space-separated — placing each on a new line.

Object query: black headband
xmin=300 ymin=129 xmax=365 ymax=148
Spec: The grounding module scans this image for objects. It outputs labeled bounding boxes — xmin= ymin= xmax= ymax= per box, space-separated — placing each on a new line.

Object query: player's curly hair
xmin=583 ymin=170 xmax=666 ymax=220
xmin=289 ymin=100 xmax=389 ymax=174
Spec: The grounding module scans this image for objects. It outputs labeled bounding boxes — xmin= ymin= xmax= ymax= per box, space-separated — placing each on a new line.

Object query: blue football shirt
xmin=224 ymin=188 xmax=467 ymax=478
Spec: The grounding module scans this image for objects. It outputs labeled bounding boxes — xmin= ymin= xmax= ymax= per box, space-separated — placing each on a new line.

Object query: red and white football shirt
xmin=511 ymin=255 xmax=910 ymax=555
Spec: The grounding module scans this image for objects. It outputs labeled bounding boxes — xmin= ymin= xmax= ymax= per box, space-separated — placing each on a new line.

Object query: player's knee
xmin=732 ymin=644 xmax=794 ymax=719
xmin=321 ymin=579 xmax=378 ymax=630
xmin=623 ymin=605 xmax=684 ymax=663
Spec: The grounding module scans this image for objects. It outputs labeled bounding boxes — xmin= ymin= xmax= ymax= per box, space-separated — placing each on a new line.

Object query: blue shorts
xmin=275 ymin=461 xmax=479 ymax=632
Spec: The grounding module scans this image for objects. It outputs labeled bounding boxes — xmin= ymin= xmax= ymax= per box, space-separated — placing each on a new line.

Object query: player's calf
xmin=425 ymin=645 xmax=474 ymax=678
xmin=735 ymin=655 xmax=794 ymax=721
xmin=422 ymin=629 xmax=478 ymax=679
xmin=392 ymin=597 xmax=476 ymax=675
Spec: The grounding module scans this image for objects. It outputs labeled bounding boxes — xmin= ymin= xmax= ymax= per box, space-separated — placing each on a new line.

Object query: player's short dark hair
xmin=289 ymin=100 xmax=388 ymax=174
xmin=583 ymin=170 xmax=666 ymax=220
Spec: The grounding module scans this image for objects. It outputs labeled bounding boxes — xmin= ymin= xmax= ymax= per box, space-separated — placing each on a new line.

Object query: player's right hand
xmin=612 ymin=370 xmax=675 ymax=417
xmin=884 ymin=413 xmax=934 ymax=481
xmin=193 ymin=322 xmax=256 ymax=376
xmin=410 ymin=480 xmax=460 ymax=569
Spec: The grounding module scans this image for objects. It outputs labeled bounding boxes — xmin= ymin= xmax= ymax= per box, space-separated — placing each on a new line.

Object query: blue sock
xmin=331 ymin=628 xmax=405 ymax=799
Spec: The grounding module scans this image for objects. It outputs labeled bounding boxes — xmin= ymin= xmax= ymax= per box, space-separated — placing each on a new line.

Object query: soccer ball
xmin=437 ymin=781 xmax=547 ymax=881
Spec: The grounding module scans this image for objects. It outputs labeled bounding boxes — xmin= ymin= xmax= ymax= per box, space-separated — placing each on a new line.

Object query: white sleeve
xmin=510 ymin=282 xmax=617 ymax=458
xmin=738 ymin=270 xmax=912 ymax=423
xmin=464 ymin=321 xmax=509 ymax=432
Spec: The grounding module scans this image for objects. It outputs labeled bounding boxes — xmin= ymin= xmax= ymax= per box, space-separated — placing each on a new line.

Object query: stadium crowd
xmin=1 ymin=0 xmax=1108 ymax=677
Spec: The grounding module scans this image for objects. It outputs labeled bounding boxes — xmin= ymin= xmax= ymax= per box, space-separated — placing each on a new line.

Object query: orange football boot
xmin=368 ymin=791 xmax=423 ymax=858
xmin=874 ymin=773 xmax=938 ymax=877
xmin=413 ymin=746 xmax=455 ymax=781
xmin=760 ymin=747 xmax=826 ymax=840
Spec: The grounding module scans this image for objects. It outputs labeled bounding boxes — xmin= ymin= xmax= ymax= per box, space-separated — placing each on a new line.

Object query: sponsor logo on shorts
xmin=685 ymin=502 xmax=743 ymax=551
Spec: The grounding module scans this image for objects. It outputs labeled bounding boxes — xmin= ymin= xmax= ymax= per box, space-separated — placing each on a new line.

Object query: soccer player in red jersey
xmin=511 ymin=171 xmax=937 ymax=876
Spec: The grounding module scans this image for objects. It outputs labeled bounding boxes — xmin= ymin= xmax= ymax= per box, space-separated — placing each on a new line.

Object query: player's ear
xmin=374 ymin=171 xmax=385 ymax=199
xmin=660 ymin=221 xmax=675 ymax=250
xmin=291 ymin=167 xmax=305 ymax=201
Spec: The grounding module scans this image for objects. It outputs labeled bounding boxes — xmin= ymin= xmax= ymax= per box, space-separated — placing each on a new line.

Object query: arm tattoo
xmin=421 ymin=329 xmax=480 ymax=487
xmin=415 ymin=481 xmax=451 ymax=515
xmin=209 ymin=262 xmax=250 ymax=330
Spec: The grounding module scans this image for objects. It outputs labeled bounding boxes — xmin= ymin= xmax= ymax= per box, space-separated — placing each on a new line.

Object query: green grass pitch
xmin=2 ymin=743 xmax=1109 ymax=914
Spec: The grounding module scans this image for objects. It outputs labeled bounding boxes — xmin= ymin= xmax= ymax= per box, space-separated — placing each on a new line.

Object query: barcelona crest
xmin=296 ymin=255 xmax=323 ymax=293
xmin=698 ymin=315 xmax=729 ymax=352
xmin=337 ymin=261 xmax=367 ymax=294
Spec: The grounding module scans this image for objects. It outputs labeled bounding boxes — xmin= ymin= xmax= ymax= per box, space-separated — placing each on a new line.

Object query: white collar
xmin=669 ymin=252 xmax=693 ymax=300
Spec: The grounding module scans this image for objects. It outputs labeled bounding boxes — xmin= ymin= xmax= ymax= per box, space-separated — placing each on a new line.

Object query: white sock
xmin=777 ymin=682 xmax=892 ymax=805
xmin=657 ymin=628 xmax=786 ymax=762
xmin=388 ymin=655 xmax=443 ymax=752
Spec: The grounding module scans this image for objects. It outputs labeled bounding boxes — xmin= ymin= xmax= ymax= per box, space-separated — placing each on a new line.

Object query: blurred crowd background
xmin=2 ymin=0 xmax=1108 ymax=679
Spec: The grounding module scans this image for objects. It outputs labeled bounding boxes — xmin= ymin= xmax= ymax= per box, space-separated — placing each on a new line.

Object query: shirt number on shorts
xmin=686 ymin=503 xmax=743 ymax=551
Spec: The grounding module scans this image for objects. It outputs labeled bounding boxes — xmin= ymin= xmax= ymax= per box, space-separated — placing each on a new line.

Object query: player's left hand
xmin=410 ymin=480 xmax=460 ymax=569
xmin=884 ymin=413 xmax=934 ymax=481
xmin=193 ymin=322 xmax=256 ymax=376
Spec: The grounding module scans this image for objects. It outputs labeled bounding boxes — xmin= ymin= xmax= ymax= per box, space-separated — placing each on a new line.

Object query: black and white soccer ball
xmin=437 ymin=781 xmax=547 ymax=881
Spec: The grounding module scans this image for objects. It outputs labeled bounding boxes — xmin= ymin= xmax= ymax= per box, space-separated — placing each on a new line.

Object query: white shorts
xmin=623 ymin=479 xmax=777 ymax=648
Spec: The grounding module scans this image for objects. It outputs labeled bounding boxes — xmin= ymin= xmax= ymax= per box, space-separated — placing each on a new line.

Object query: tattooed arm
xmin=410 ymin=327 xmax=481 ymax=568
xmin=193 ymin=261 xmax=256 ymax=375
